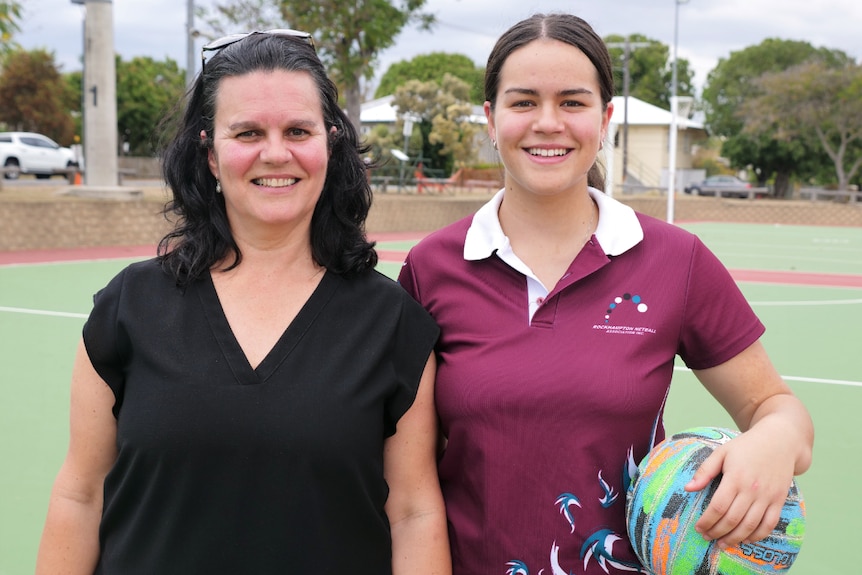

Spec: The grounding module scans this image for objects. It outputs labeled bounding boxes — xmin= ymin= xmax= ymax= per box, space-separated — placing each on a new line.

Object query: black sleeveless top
xmin=84 ymin=259 xmax=438 ymax=574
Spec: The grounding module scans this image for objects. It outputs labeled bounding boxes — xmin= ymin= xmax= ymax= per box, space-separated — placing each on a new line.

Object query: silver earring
xmin=215 ymin=180 xmax=222 ymax=194
xmin=491 ymin=139 xmax=498 ymax=150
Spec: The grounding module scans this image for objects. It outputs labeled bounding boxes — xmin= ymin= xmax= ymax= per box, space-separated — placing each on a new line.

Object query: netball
xmin=626 ymin=427 xmax=806 ymax=574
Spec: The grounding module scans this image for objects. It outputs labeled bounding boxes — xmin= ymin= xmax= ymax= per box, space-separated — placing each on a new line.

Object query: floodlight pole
xmin=667 ymin=0 xmax=689 ymax=224
xmin=71 ymin=0 xmax=120 ymax=189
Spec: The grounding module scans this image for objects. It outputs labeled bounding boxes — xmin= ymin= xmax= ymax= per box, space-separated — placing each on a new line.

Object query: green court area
xmin=1 ymin=222 xmax=860 ymax=574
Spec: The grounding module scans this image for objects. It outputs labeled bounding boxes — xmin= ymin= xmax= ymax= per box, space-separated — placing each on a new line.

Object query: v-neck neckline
xmin=198 ymin=269 xmax=339 ymax=385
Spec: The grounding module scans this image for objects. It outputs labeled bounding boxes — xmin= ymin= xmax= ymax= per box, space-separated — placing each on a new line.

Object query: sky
xmin=15 ymin=0 xmax=862 ymax=97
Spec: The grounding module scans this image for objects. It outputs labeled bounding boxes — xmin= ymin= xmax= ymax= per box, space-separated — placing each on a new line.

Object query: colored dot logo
xmin=605 ymin=293 xmax=648 ymax=323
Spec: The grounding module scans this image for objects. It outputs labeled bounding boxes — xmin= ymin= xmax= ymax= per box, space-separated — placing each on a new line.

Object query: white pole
xmin=667 ymin=95 xmax=678 ymax=224
xmin=604 ymin=122 xmax=616 ymax=197
xmin=186 ymin=0 xmax=196 ymax=87
xmin=667 ymin=0 xmax=689 ymax=224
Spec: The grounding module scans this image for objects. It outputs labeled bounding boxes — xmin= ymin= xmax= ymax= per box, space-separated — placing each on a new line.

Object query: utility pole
xmin=607 ymin=38 xmax=649 ymax=194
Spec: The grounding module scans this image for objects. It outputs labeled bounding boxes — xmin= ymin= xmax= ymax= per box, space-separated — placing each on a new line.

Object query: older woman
xmin=36 ymin=30 xmax=450 ymax=575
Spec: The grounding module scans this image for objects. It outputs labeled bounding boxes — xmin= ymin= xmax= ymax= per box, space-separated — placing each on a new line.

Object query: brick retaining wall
xmin=621 ymin=196 xmax=862 ymax=227
xmin=1 ymin=191 xmax=860 ymax=252
xmin=0 ymin=197 xmax=174 ymax=251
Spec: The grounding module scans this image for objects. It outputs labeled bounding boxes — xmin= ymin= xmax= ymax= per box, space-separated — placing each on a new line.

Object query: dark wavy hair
xmin=484 ymin=13 xmax=614 ymax=190
xmin=157 ymin=32 xmax=376 ymax=285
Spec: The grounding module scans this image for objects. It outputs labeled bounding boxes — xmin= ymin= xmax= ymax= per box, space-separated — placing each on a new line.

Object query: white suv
xmin=0 ymin=132 xmax=80 ymax=180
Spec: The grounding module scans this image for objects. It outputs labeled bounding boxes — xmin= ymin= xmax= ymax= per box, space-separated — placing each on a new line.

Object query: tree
xmin=375 ymin=52 xmax=484 ymax=103
xmin=200 ymin=0 xmax=435 ymax=132
xmin=116 ymin=56 xmax=186 ymax=155
xmin=363 ymin=123 xmax=402 ymax=165
xmin=0 ymin=48 xmax=75 ymax=144
xmin=0 ymin=1 xmax=23 ymax=52
xmin=741 ymin=60 xmax=862 ymax=191
xmin=0 ymin=48 xmax=188 ymax=156
xmin=63 ymin=70 xmax=83 ymax=139
xmin=390 ymin=73 xmax=481 ymax=174
xmin=605 ymin=34 xmax=694 ymax=109
xmin=690 ymin=138 xmax=731 ymax=177
xmin=701 ymin=38 xmax=852 ymax=196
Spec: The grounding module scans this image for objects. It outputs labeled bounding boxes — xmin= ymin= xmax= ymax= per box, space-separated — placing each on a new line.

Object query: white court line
xmin=749 ymin=298 xmax=862 ymax=307
xmin=673 ymin=366 xmax=862 ymax=388
xmin=0 ymin=306 xmax=88 ymax=319
xmin=781 ymin=375 xmax=862 ymax=388
xmin=4 ymin=305 xmax=859 ymax=388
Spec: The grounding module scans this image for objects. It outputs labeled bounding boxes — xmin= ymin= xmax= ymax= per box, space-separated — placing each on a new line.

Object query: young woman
xmin=36 ymin=30 xmax=450 ymax=575
xmin=398 ymin=13 xmax=813 ymax=575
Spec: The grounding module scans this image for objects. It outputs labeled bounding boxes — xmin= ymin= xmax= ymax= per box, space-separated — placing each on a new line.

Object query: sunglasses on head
xmin=201 ymin=29 xmax=316 ymax=72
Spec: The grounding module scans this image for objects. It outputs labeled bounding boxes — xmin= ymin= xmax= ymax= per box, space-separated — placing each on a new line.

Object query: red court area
xmin=2 ymin=232 xmax=861 ymax=289
xmin=0 ymin=233 xmax=422 ymax=266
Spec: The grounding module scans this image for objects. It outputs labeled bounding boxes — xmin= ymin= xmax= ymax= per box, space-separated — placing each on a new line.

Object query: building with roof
xmin=360 ymin=94 xmax=708 ymax=195
xmin=360 ymin=95 xmax=496 ymax=167
xmin=606 ymin=95 xmax=708 ymax=195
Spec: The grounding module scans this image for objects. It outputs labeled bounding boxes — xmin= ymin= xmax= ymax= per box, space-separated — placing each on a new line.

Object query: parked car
xmin=684 ymin=175 xmax=759 ymax=198
xmin=0 ymin=132 xmax=80 ymax=180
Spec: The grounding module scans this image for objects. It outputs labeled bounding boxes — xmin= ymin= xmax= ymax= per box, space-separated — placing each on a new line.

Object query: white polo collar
xmin=463 ymin=187 xmax=644 ymax=261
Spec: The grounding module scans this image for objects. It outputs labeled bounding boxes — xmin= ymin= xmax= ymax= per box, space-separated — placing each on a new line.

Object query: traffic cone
xmin=74 ymin=171 xmax=82 ymax=185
